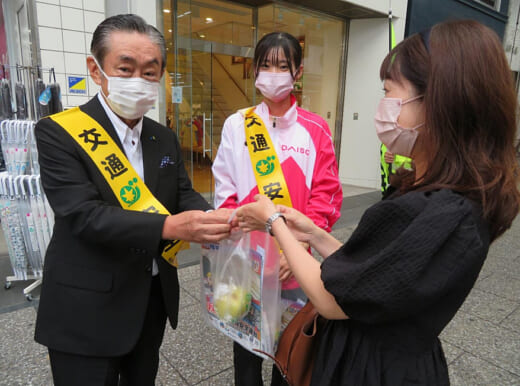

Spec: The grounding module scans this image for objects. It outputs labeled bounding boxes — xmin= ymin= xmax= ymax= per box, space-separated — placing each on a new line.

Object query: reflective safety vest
xmin=380 ymin=144 xmax=413 ymax=196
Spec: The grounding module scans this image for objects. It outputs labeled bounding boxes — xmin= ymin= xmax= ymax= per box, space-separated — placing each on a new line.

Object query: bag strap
xmin=50 ymin=107 xmax=185 ymax=267
xmin=252 ymin=348 xmax=287 ymax=382
xmin=254 ymin=302 xmax=321 ymax=385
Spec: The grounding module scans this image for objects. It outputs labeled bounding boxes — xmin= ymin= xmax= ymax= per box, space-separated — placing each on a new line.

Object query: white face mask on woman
xmin=374 ymin=95 xmax=424 ymax=157
xmin=255 ymin=72 xmax=294 ymax=103
xmin=93 ymin=57 xmax=159 ymax=120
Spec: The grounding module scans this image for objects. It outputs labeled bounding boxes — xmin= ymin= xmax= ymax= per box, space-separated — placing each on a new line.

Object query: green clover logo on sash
xmin=255 ymin=155 xmax=276 ymax=176
xmin=120 ymin=178 xmax=141 ymax=207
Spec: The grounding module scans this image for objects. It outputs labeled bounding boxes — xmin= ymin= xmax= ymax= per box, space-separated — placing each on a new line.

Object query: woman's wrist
xmin=265 ymin=212 xmax=287 ymax=236
xmin=308 ymin=226 xmax=326 ymax=249
xmin=270 ymin=213 xmax=288 ymax=237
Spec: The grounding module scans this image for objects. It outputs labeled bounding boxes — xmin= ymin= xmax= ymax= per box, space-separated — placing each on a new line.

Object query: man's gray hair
xmin=91 ymin=14 xmax=166 ymax=70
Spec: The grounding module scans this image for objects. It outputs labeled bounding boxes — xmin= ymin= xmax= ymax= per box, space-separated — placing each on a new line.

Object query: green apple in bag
xmin=214 ymin=284 xmax=252 ymax=322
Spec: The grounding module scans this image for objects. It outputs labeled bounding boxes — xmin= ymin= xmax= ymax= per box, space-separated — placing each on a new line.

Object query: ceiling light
xmin=168 ymin=29 xmax=172 ymax=32
xmin=200 ymin=34 xmax=206 ymax=38
xmin=205 ymin=17 xmax=213 ymax=23
xmin=164 ymin=9 xmax=171 ymax=13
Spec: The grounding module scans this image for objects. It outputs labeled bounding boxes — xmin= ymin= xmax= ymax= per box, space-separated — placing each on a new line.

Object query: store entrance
xmin=163 ymin=0 xmax=346 ymax=202
xmin=177 ymin=44 xmax=254 ymax=201
xmin=164 ymin=1 xmax=256 ymax=202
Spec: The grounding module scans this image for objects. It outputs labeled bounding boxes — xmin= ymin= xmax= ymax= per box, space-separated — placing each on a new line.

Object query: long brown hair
xmin=380 ymin=20 xmax=520 ymax=241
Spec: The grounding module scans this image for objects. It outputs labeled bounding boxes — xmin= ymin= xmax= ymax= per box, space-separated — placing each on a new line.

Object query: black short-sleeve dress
xmin=313 ymin=189 xmax=490 ymax=385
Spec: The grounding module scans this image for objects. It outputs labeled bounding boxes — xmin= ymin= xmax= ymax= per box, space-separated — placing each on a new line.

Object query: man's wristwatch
xmin=265 ymin=212 xmax=287 ymax=236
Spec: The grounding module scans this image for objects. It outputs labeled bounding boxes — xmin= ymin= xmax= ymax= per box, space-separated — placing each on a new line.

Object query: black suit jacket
xmin=34 ymin=97 xmax=210 ymax=356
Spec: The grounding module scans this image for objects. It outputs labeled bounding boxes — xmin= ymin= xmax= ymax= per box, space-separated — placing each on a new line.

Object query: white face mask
xmin=255 ymin=72 xmax=294 ymax=103
xmin=93 ymin=57 xmax=159 ymax=120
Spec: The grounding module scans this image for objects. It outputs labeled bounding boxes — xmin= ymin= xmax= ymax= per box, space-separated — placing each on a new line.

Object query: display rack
xmin=1 ymin=64 xmax=60 ymax=300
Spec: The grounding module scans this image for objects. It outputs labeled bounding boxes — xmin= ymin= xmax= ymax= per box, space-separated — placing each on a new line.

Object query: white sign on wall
xmin=172 ymin=86 xmax=182 ymax=104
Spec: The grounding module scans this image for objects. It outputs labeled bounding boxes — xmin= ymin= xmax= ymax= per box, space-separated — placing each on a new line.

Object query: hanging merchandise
xmin=0 ymin=173 xmax=29 ymax=280
xmin=32 ymin=175 xmax=53 ymax=250
xmin=1 ymin=117 xmax=54 ymax=298
xmin=34 ymin=67 xmax=49 ymax=118
xmin=0 ymin=120 xmax=32 ymax=176
xmin=28 ymin=123 xmax=39 ymax=175
xmin=40 ymin=176 xmax=54 ymax=235
xmin=0 ymin=66 xmax=6 ymax=120
xmin=15 ymin=66 xmax=28 ymax=120
xmin=41 ymin=68 xmax=63 ymax=115
xmin=0 ymin=64 xmax=58 ymax=122
xmin=10 ymin=175 xmax=53 ymax=278
xmin=0 ymin=73 xmax=5 ymax=171
xmin=15 ymin=121 xmax=31 ymax=176
xmin=1 ymin=69 xmax=14 ymax=120
xmin=1 ymin=119 xmax=15 ymax=175
xmin=0 ymin=137 xmax=4 ymax=173
xmin=0 ymin=64 xmax=59 ymax=295
xmin=49 ymin=82 xmax=63 ymax=114
xmin=14 ymin=175 xmax=43 ymax=277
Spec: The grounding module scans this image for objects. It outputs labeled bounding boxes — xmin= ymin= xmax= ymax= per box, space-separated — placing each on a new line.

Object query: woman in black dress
xmin=236 ymin=20 xmax=520 ymax=385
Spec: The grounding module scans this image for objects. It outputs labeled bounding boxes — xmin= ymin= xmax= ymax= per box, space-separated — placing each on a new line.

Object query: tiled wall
xmin=35 ymin=0 xmax=105 ymax=109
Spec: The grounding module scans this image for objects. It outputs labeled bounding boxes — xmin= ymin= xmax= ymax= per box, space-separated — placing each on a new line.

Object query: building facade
xmin=0 ymin=0 xmax=512 ymax=199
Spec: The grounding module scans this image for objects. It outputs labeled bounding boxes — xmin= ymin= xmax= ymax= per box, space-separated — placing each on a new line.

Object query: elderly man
xmin=34 ymin=14 xmax=233 ymax=385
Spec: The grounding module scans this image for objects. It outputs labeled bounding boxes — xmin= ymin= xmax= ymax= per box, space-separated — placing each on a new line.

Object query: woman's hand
xmin=279 ymin=251 xmax=293 ymax=282
xmin=279 ymin=241 xmax=308 ymax=282
xmin=236 ymin=194 xmax=277 ymax=232
xmin=237 ymin=195 xmax=318 ymax=242
xmin=276 ymin=205 xmax=318 ymax=244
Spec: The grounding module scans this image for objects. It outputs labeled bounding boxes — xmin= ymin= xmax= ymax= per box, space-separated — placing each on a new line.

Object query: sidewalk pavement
xmin=1 ymin=188 xmax=519 ymax=385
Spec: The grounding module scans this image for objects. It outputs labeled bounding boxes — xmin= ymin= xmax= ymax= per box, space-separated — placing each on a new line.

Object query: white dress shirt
xmin=97 ymin=93 xmax=159 ymax=275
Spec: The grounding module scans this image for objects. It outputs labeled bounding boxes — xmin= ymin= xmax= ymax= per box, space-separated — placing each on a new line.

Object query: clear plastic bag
xmin=212 ymin=231 xmax=252 ymax=323
xmin=201 ymin=230 xmax=282 ymax=358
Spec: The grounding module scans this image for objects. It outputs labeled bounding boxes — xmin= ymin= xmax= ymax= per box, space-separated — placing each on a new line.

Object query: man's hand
xmin=384 ymin=150 xmax=395 ymax=164
xmin=162 ymin=208 xmax=234 ymax=243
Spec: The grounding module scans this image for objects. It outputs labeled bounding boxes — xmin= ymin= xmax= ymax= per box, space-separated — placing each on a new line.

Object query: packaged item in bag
xmin=212 ymin=232 xmax=252 ymax=323
xmin=201 ymin=230 xmax=282 ymax=357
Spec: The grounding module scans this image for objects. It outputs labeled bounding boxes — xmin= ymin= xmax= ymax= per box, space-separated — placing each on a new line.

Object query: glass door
xmin=187 ymin=48 xmax=213 ymax=199
xmin=164 ymin=0 xmax=255 ymax=202
xmin=163 ymin=0 xmax=346 ymax=199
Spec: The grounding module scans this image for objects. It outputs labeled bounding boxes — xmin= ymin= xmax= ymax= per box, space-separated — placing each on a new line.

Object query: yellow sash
xmin=243 ymin=107 xmax=293 ymax=207
xmin=50 ymin=107 xmax=184 ymax=268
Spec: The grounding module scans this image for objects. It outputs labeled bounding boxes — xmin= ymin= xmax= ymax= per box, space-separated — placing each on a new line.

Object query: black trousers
xmin=233 ymin=288 xmax=306 ymax=386
xmin=233 ymin=342 xmax=287 ymax=386
xmin=48 ymin=275 xmax=167 ymax=386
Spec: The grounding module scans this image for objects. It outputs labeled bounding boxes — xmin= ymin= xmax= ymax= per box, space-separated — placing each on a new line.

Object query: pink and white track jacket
xmin=213 ymin=97 xmax=343 ymax=268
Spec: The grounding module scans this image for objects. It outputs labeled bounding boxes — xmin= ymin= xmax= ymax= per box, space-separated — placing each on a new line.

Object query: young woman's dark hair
xmin=380 ymin=19 xmax=520 ymax=241
xmin=253 ymin=32 xmax=302 ymax=78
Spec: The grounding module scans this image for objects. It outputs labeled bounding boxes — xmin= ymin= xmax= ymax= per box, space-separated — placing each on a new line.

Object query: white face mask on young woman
xmin=255 ymin=72 xmax=295 ymax=103
xmin=374 ymin=95 xmax=424 ymax=157
xmin=93 ymin=57 xmax=159 ymax=120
